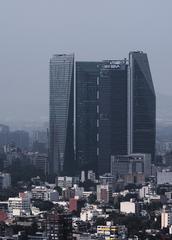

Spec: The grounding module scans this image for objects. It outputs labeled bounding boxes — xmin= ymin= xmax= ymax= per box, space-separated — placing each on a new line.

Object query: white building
xmin=157 ymin=169 xmax=172 ymax=185
xmin=139 ymin=186 xmax=149 ymax=199
xmin=139 ymin=184 xmax=155 ymax=199
xmin=80 ymin=205 xmax=103 ymax=221
xmin=73 ymin=185 xmax=84 ymax=199
xmin=31 ymin=186 xmax=59 ymax=201
xmin=8 ymin=193 xmax=31 ymax=216
xmin=161 ymin=206 xmax=172 ymax=229
xmin=120 ymin=200 xmax=139 ymax=214
xmin=56 ymin=176 xmax=73 ymax=188
xmin=0 ymin=173 xmax=11 ymax=189
xmin=31 ymin=186 xmax=47 ymax=200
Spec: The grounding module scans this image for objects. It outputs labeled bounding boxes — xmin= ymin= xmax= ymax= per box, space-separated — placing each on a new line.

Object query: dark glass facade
xmin=76 ymin=62 xmax=100 ymax=173
xmin=49 ymin=54 xmax=74 ymax=175
xmin=98 ymin=60 xmax=128 ymax=174
xmin=76 ymin=60 xmax=128 ymax=175
xmin=128 ymin=52 xmax=156 ymax=161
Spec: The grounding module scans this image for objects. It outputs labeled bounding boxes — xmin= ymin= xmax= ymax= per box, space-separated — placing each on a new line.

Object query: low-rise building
xmin=111 ymin=153 xmax=151 ymax=185
xmin=8 ymin=194 xmax=31 ymax=216
xmin=80 ymin=205 xmax=103 ymax=221
xmin=97 ymin=223 xmax=127 ymax=240
xmin=56 ymin=176 xmax=73 ymax=188
xmin=139 ymin=184 xmax=156 ymax=199
xmin=31 ymin=186 xmax=58 ymax=201
xmin=120 ymin=200 xmax=139 ymax=215
xmin=97 ymin=184 xmax=112 ymax=203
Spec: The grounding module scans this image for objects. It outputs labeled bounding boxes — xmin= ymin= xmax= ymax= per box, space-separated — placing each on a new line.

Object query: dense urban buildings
xmin=46 ymin=209 xmax=73 ymax=240
xmin=49 ymin=54 xmax=74 ymax=176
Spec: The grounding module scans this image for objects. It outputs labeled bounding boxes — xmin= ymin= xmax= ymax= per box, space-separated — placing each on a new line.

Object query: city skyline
xmin=0 ymin=1 xmax=172 ymax=122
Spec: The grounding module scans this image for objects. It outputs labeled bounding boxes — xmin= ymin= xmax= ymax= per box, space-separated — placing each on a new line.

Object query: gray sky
xmin=0 ymin=0 xmax=171 ymax=122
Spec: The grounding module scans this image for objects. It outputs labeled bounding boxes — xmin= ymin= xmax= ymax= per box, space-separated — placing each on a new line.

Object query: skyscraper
xmin=98 ymin=60 xmax=128 ymax=174
xmin=128 ymin=51 xmax=156 ymax=161
xmin=76 ymin=60 xmax=128 ymax=174
xmin=49 ymin=54 xmax=74 ymax=175
xmin=76 ymin=51 xmax=155 ymax=175
xmin=76 ymin=62 xmax=100 ymax=173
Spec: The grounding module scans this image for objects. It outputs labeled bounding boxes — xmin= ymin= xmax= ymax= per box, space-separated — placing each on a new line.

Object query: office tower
xmin=76 ymin=60 xmax=128 ymax=175
xmin=76 ymin=62 xmax=100 ymax=173
xmin=98 ymin=60 xmax=128 ymax=174
xmin=128 ymin=51 xmax=156 ymax=161
xmin=49 ymin=54 xmax=74 ymax=175
xmin=75 ymin=51 xmax=156 ymax=175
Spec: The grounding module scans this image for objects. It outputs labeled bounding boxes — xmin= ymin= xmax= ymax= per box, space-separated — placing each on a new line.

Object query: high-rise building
xmin=76 ymin=62 xmax=100 ymax=173
xmin=76 ymin=52 xmax=155 ymax=175
xmin=49 ymin=54 xmax=74 ymax=176
xmin=76 ymin=60 xmax=128 ymax=174
xmin=98 ymin=60 xmax=128 ymax=174
xmin=128 ymin=51 xmax=156 ymax=161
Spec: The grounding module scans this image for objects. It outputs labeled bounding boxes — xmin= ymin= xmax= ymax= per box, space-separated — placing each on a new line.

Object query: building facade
xmin=49 ymin=54 xmax=74 ymax=175
xmin=76 ymin=60 xmax=128 ymax=174
xmin=98 ymin=60 xmax=128 ymax=174
xmin=50 ymin=51 xmax=156 ymax=176
xmin=128 ymin=51 xmax=156 ymax=161
xmin=76 ymin=62 xmax=100 ymax=173
xmin=46 ymin=209 xmax=73 ymax=240
xmin=111 ymin=153 xmax=152 ymax=184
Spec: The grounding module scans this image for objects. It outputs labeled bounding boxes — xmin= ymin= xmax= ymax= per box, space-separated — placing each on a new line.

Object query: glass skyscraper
xmin=76 ymin=52 xmax=155 ymax=175
xmin=76 ymin=60 xmax=128 ymax=174
xmin=99 ymin=60 xmax=128 ymax=174
xmin=76 ymin=62 xmax=100 ymax=173
xmin=49 ymin=54 xmax=74 ymax=175
xmin=128 ymin=51 xmax=156 ymax=161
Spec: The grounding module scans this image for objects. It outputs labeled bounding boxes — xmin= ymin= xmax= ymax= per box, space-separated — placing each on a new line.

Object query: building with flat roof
xmin=49 ymin=54 xmax=74 ymax=175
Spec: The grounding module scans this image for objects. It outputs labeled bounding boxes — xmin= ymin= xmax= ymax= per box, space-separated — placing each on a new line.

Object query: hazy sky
xmin=0 ymin=0 xmax=172 ymax=122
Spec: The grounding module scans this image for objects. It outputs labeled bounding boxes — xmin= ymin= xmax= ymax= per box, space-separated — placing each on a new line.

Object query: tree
xmin=88 ymin=193 xmax=96 ymax=204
